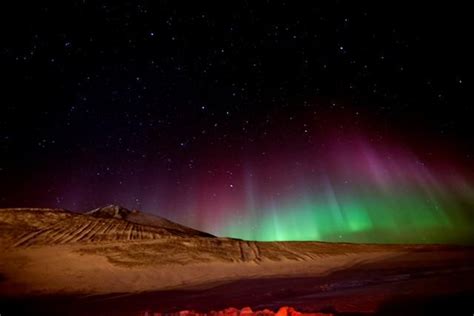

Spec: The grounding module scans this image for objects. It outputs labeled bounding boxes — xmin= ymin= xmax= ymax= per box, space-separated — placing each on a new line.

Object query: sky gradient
xmin=1 ymin=2 xmax=472 ymax=244
xmin=45 ymin=122 xmax=474 ymax=244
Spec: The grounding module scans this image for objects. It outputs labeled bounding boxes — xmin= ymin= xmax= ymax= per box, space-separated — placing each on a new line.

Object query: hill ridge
xmin=0 ymin=205 xmax=214 ymax=247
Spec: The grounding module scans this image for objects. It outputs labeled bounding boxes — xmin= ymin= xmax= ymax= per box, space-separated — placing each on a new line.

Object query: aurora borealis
xmin=4 ymin=114 xmax=474 ymax=244
xmin=2 ymin=2 xmax=472 ymax=245
xmin=216 ymin=138 xmax=474 ymax=244
xmin=174 ymin=131 xmax=474 ymax=244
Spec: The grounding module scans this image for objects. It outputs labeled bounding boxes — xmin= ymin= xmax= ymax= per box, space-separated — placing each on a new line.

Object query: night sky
xmin=1 ymin=2 xmax=473 ymax=243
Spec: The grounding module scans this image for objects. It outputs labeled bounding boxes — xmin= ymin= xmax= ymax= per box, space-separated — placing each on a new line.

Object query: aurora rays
xmin=3 ymin=1 xmax=474 ymax=252
xmin=204 ymin=137 xmax=474 ymax=244
xmin=26 ymin=127 xmax=474 ymax=245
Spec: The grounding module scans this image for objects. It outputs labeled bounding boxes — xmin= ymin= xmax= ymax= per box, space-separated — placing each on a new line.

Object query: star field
xmin=0 ymin=2 xmax=472 ymax=243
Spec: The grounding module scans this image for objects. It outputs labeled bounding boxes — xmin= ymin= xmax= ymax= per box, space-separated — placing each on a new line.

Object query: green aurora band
xmin=210 ymin=141 xmax=474 ymax=244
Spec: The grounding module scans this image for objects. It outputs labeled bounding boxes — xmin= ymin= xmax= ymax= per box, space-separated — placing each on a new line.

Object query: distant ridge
xmin=86 ymin=204 xmax=214 ymax=237
xmin=0 ymin=205 xmax=214 ymax=247
xmin=86 ymin=204 xmax=136 ymax=219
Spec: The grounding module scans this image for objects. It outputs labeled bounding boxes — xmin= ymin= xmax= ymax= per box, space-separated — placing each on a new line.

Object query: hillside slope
xmin=0 ymin=205 xmax=213 ymax=247
xmin=0 ymin=206 xmax=473 ymax=308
